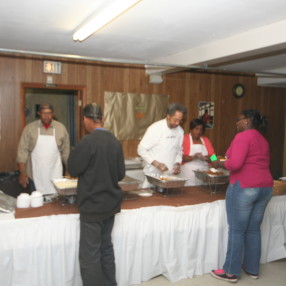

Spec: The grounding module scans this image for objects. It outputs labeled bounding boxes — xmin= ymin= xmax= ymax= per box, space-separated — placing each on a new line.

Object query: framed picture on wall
xmin=198 ymin=101 xmax=214 ymax=128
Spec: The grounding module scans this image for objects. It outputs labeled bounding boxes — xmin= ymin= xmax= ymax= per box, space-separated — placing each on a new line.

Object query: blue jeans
xmin=223 ymin=181 xmax=272 ymax=276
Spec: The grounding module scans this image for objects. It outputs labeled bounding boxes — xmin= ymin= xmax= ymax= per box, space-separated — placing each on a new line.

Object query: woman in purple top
xmin=211 ymin=109 xmax=273 ymax=283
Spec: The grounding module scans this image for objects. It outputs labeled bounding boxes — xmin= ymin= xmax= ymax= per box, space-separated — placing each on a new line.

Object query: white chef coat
xmin=180 ymin=135 xmax=209 ymax=186
xmin=138 ymin=119 xmax=184 ymax=188
xmin=31 ymin=128 xmax=63 ymax=195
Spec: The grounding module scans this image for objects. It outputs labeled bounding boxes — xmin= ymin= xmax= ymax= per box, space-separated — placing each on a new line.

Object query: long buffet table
xmin=1 ymin=187 xmax=286 ymax=286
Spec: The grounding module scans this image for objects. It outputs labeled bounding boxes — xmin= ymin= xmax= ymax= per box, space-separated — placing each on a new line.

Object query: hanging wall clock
xmin=232 ymin=83 xmax=245 ymax=98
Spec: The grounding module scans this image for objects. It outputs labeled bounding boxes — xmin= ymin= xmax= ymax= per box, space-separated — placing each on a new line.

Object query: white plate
xmin=138 ymin=192 xmax=153 ymax=197
xmin=279 ymin=177 xmax=286 ymax=181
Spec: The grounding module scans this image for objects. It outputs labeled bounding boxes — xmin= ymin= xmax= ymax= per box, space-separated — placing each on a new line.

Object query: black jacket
xmin=68 ymin=129 xmax=125 ymax=221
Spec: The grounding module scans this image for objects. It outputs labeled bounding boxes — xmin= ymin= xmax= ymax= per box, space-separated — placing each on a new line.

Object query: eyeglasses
xmin=236 ymin=116 xmax=246 ymax=122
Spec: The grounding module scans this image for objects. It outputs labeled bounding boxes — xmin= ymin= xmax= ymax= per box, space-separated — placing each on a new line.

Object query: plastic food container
xmin=30 ymin=191 xmax=44 ymax=207
xmin=16 ymin=193 xmax=31 ymax=208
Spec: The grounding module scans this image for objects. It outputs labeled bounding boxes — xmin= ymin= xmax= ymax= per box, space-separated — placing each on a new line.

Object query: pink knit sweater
xmin=225 ymin=129 xmax=273 ymax=188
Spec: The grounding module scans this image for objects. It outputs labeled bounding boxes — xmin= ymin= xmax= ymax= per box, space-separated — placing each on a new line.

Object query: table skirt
xmin=0 ymin=195 xmax=285 ymax=286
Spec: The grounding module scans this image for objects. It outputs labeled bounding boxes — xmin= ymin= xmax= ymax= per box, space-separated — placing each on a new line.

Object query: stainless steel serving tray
xmin=51 ymin=178 xmax=78 ymax=196
xmin=194 ymin=169 xmax=229 ymax=185
xmin=119 ymin=176 xmax=141 ymax=191
xmin=146 ymin=174 xmax=187 ymax=189
xmin=125 ymin=159 xmax=142 ymax=170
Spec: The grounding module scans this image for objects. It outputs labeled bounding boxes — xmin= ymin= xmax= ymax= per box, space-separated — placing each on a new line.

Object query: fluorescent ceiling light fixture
xmin=73 ymin=0 xmax=142 ymax=42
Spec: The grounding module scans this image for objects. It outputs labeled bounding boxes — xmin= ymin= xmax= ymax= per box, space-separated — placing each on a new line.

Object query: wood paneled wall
xmin=0 ymin=54 xmax=285 ymax=178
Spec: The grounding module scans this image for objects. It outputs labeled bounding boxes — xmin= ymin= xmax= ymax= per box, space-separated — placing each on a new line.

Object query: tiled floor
xmin=134 ymin=258 xmax=286 ymax=286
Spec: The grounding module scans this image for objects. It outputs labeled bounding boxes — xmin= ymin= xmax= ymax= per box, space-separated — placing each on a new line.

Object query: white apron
xmin=180 ymin=135 xmax=209 ymax=186
xmin=31 ymin=128 xmax=63 ymax=195
xmin=142 ymin=130 xmax=182 ymax=188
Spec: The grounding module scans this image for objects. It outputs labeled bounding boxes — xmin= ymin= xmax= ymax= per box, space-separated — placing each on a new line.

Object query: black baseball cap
xmin=39 ymin=103 xmax=54 ymax=111
xmin=83 ymin=103 xmax=103 ymax=120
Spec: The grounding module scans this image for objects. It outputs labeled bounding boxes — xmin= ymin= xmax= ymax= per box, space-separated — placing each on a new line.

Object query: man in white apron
xmin=31 ymin=127 xmax=63 ymax=195
xmin=17 ymin=104 xmax=70 ymax=195
xmin=137 ymin=103 xmax=187 ymax=188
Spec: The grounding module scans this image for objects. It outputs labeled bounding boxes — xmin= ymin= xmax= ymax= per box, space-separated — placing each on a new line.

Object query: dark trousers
xmin=20 ymin=178 xmax=36 ymax=194
xmin=27 ymin=178 xmax=36 ymax=193
xmin=79 ymin=216 xmax=117 ymax=286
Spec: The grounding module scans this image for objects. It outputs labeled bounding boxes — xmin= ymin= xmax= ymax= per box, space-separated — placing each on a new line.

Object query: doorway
xmin=21 ymin=83 xmax=86 ymax=146
xmin=283 ymin=115 xmax=286 ymax=176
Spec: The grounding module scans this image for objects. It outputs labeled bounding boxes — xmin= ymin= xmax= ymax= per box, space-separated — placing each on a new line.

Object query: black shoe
xmin=211 ymin=269 xmax=238 ymax=283
xmin=243 ymin=268 xmax=259 ymax=279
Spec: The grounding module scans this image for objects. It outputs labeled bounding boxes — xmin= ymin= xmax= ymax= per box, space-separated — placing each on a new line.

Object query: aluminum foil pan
xmin=51 ymin=178 xmax=78 ymax=196
xmin=119 ymin=176 xmax=141 ymax=191
xmin=0 ymin=190 xmax=16 ymax=212
xmin=193 ymin=169 xmax=229 ymax=185
xmin=146 ymin=174 xmax=187 ymax=189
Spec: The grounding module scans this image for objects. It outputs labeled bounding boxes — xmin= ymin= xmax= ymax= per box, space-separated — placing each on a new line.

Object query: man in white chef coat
xmin=17 ymin=103 xmax=70 ymax=195
xmin=138 ymin=103 xmax=187 ymax=188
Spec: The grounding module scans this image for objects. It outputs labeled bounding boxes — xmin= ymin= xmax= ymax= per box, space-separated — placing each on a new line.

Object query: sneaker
xmin=243 ymin=269 xmax=259 ymax=279
xmin=211 ymin=269 xmax=238 ymax=283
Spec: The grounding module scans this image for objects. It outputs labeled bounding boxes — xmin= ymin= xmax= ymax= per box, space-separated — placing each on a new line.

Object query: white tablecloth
xmin=1 ymin=196 xmax=285 ymax=286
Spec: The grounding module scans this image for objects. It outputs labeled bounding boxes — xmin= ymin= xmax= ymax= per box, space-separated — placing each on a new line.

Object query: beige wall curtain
xmin=104 ymin=92 xmax=168 ymax=140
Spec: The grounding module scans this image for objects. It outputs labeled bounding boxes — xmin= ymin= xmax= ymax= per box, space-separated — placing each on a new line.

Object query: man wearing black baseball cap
xmin=68 ymin=103 xmax=125 ymax=286
xmin=17 ymin=103 xmax=70 ymax=194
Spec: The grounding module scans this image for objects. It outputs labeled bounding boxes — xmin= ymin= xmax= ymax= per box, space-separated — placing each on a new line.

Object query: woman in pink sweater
xmin=211 ymin=109 xmax=273 ymax=283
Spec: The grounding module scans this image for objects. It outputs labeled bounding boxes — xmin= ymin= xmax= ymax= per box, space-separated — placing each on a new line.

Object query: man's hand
xmin=172 ymin=163 xmax=180 ymax=175
xmin=152 ymin=160 xmax=168 ymax=172
xmin=157 ymin=163 xmax=168 ymax=172
xmin=18 ymin=172 xmax=29 ymax=188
